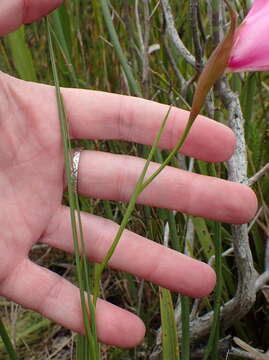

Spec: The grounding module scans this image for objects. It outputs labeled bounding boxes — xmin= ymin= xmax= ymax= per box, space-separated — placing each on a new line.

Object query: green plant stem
xmin=47 ymin=19 xmax=99 ymax=359
xmin=167 ymin=210 xmax=180 ymax=252
xmin=93 ymin=107 xmax=197 ymax=305
xmin=93 ymin=107 xmax=197 ymax=339
xmin=99 ymin=0 xmax=142 ymax=96
xmin=141 ymin=115 xmax=195 ymax=190
xmin=0 ymin=319 xmax=19 ymax=360
xmin=93 ymin=183 xmax=140 ymax=304
xmin=49 ymin=16 xmax=79 ymax=87
xmin=180 ymin=296 xmax=190 ymax=360
xmin=93 ymin=105 xmax=173 ymax=303
xmin=203 ymin=222 xmax=222 ymax=360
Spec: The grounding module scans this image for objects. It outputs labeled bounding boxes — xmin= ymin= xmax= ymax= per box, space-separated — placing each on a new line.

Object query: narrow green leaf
xmin=52 ymin=4 xmax=72 ymax=57
xmin=93 ymin=106 xmax=173 ymax=303
xmin=242 ymin=74 xmax=256 ymax=123
xmin=203 ymin=222 xmax=222 ymax=360
xmin=0 ymin=319 xmax=19 ymax=360
xmin=192 ymin=217 xmax=214 ymax=259
xmin=51 ymin=10 xmax=71 ymax=63
xmin=47 ymin=18 xmax=100 ymax=360
xmin=180 ymin=296 xmax=190 ymax=360
xmin=99 ymin=0 xmax=142 ymax=96
xmin=6 ymin=26 xmax=37 ymax=82
xmin=160 ymin=288 xmax=180 ymax=360
xmin=50 ymin=8 xmax=79 ymax=87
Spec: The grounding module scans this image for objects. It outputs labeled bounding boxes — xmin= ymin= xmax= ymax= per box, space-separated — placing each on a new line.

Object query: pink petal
xmin=228 ymin=0 xmax=269 ymax=72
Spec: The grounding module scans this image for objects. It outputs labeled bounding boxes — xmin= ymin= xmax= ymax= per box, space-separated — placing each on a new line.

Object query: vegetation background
xmin=0 ymin=0 xmax=268 ymax=359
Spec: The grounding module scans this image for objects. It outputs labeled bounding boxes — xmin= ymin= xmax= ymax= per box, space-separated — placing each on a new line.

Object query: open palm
xmin=0 ymin=0 xmax=257 ymax=348
xmin=0 ymin=72 xmax=257 ymax=347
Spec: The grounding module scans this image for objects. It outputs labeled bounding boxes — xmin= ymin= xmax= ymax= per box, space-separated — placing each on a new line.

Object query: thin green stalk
xmin=141 ymin=116 xmax=195 ymax=191
xmin=180 ymin=296 xmax=190 ymax=360
xmin=160 ymin=207 xmax=179 ymax=359
xmin=74 ymin=194 xmax=98 ymax=353
xmin=177 ymin=214 xmax=190 ymax=360
xmin=202 ymin=222 xmax=222 ymax=360
xmin=167 ymin=210 xmax=180 ymax=252
xmin=93 ymin=184 xmax=141 ymax=304
xmin=0 ymin=319 xmax=19 ymax=360
xmin=93 ymin=106 xmax=172 ymax=304
xmin=47 ymin=19 xmax=99 ymax=359
xmin=50 ymin=12 xmax=79 ymax=87
xmin=93 ymin=105 xmax=197 ymax=304
xmin=99 ymin=0 xmax=142 ymax=96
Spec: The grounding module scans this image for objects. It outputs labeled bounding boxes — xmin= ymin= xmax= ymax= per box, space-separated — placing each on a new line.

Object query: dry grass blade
xmin=233 ymin=337 xmax=269 ymax=360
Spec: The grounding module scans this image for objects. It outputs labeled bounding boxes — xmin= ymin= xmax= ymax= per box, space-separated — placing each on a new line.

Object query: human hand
xmin=0 ymin=0 xmax=62 ymax=35
xmin=0 ymin=0 xmax=257 ymax=349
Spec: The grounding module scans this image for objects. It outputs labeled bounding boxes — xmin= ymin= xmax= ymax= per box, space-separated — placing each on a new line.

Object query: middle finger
xmin=76 ymin=150 xmax=257 ymax=224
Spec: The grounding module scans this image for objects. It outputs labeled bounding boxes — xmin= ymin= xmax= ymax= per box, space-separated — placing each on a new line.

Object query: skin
xmin=0 ymin=0 xmax=258 ymax=349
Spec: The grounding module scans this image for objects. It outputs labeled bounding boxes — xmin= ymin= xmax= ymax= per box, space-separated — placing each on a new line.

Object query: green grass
xmin=0 ymin=1 xmax=269 ymax=359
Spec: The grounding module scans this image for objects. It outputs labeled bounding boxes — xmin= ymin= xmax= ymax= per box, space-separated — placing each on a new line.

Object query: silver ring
xmin=71 ymin=149 xmax=82 ymax=193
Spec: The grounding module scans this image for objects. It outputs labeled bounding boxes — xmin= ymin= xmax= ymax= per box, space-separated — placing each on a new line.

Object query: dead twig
xmin=248 ymin=163 xmax=269 ymax=186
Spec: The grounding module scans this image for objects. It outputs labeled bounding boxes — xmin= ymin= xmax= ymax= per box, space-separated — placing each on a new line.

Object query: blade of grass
xmin=180 ymin=296 xmax=190 ymax=360
xmin=0 ymin=41 xmax=13 ymax=74
xmin=5 ymin=26 xmax=37 ymax=81
xmin=202 ymin=221 xmax=222 ymax=360
xmin=99 ymin=0 xmax=142 ymax=96
xmin=242 ymin=73 xmax=256 ymax=124
xmin=92 ymin=105 xmax=173 ymax=304
xmin=166 ymin=210 xmax=180 ymax=252
xmin=47 ymin=18 xmax=100 ymax=360
xmin=0 ymin=317 xmax=51 ymax=353
xmin=50 ymin=10 xmax=79 ymax=87
xmin=192 ymin=217 xmax=214 ymax=259
xmin=160 ymin=288 xmax=180 ymax=360
xmin=0 ymin=319 xmax=19 ymax=360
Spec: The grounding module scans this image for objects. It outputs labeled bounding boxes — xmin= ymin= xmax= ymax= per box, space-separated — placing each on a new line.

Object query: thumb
xmin=0 ymin=0 xmax=63 ymax=36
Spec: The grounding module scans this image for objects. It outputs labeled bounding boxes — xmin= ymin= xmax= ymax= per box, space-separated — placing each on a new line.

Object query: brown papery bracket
xmin=188 ymin=0 xmax=238 ymax=125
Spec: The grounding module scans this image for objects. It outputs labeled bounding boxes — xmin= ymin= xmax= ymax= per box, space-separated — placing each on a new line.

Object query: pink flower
xmin=228 ymin=0 xmax=269 ymax=72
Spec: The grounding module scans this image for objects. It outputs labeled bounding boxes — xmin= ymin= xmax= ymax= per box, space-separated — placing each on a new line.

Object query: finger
xmin=43 ymin=206 xmax=216 ymax=298
xmin=76 ymin=150 xmax=257 ymax=224
xmin=0 ymin=259 xmax=145 ymax=348
xmin=11 ymin=77 xmax=235 ymax=162
xmin=0 ymin=0 xmax=63 ymax=35
xmin=62 ymin=88 xmax=235 ymax=162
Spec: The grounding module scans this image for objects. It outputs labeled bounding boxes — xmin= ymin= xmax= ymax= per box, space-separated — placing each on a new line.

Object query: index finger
xmin=14 ymin=78 xmax=235 ymax=162
xmin=62 ymin=89 xmax=235 ymax=162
